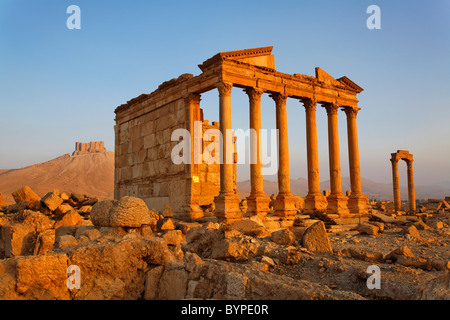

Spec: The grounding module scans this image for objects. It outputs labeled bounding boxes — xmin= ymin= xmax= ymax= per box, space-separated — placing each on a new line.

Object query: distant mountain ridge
xmin=237 ymin=177 xmax=450 ymax=201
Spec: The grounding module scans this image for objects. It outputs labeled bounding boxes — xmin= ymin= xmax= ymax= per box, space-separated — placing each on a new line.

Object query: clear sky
xmin=0 ymin=0 xmax=449 ymax=188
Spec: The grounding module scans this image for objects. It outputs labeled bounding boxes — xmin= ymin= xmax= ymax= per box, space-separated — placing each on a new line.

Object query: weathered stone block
xmin=158 ymin=267 xmax=188 ymax=299
xmin=143 ymin=134 xmax=157 ymax=149
xmin=2 ymin=223 xmax=36 ymax=257
xmin=356 ymin=223 xmax=379 ymax=236
xmin=55 ymin=235 xmax=78 ymax=248
xmin=33 ymin=229 xmax=55 ymax=255
xmin=90 ymin=200 xmax=116 ymax=227
xmin=12 ymin=186 xmax=40 ymax=204
xmin=301 ymin=221 xmax=333 ymax=254
xmin=141 ymin=121 xmax=155 ymax=136
xmin=271 ymin=228 xmax=295 ymax=246
xmin=16 ymin=253 xmax=69 ymax=299
xmin=144 ymin=266 xmax=164 ymax=300
xmin=109 ymin=196 xmax=154 ymax=228
xmin=55 ymin=210 xmax=82 ymax=229
xmin=41 ymin=192 xmax=63 ymax=211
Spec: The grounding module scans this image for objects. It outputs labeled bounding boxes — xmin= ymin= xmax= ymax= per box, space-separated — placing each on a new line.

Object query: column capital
xmin=300 ymin=97 xmax=317 ymax=112
xmin=217 ymin=82 xmax=233 ymax=96
xmin=244 ymin=87 xmax=264 ymax=101
xmin=405 ymin=159 xmax=414 ymax=167
xmin=321 ymin=102 xmax=340 ymax=115
xmin=342 ymin=106 xmax=361 ymax=118
xmin=269 ymin=92 xmax=288 ymax=105
xmin=390 ymin=157 xmax=399 ymax=165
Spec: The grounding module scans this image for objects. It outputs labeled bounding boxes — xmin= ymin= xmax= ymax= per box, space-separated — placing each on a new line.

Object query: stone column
xmin=213 ymin=82 xmax=241 ymax=221
xmin=406 ymin=159 xmax=416 ymax=212
xmin=343 ymin=106 xmax=368 ymax=214
xmin=323 ymin=102 xmax=349 ymax=215
xmin=245 ymin=87 xmax=270 ymax=217
xmin=270 ymin=92 xmax=297 ymax=217
xmin=390 ymin=156 xmax=401 ymax=212
xmin=301 ymin=97 xmax=327 ymax=213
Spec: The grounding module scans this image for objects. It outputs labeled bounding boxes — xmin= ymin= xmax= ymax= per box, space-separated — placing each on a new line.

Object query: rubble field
xmin=0 ymin=186 xmax=448 ymax=300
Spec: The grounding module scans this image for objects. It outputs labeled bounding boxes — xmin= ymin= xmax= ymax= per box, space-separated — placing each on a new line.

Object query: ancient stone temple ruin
xmin=390 ymin=150 xmax=416 ymax=212
xmin=114 ymin=46 xmax=369 ymax=224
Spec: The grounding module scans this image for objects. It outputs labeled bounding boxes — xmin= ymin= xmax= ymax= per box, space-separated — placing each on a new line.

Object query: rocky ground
xmin=0 ymin=186 xmax=449 ymax=300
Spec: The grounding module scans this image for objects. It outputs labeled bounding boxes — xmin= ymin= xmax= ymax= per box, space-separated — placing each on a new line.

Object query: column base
xmin=181 ymin=202 xmax=204 ymax=221
xmin=274 ymin=193 xmax=297 ymax=218
xmin=326 ymin=193 xmax=350 ymax=215
xmin=246 ymin=193 xmax=271 ymax=218
xmin=327 ymin=213 xmax=369 ymax=226
xmin=304 ymin=193 xmax=328 ymax=213
xmin=347 ymin=193 xmax=369 ymax=215
xmin=214 ymin=192 xmax=242 ymax=222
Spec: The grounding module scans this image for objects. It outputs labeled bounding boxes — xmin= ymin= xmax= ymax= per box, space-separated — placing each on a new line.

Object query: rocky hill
xmin=0 ymin=142 xmax=114 ymax=205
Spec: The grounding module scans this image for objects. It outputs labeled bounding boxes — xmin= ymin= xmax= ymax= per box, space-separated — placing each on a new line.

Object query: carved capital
xmin=269 ymin=92 xmax=288 ymax=105
xmin=300 ymin=97 xmax=317 ymax=112
xmin=342 ymin=106 xmax=360 ymax=118
xmin=322 ymin=102 xmax=339 ymax=115
xmin=217 ymin=82 xmax=233 ymax=96
xmin=390 ymin=157 xmax=399 ymax=165
xmin=406 ymin=159 xmax=414 ymax=168
xmin=244 ymin=87 xmax=264 ymax=102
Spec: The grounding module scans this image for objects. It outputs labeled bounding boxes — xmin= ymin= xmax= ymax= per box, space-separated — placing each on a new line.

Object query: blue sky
xmin=0 ymin=0 xmax=449 ymax=187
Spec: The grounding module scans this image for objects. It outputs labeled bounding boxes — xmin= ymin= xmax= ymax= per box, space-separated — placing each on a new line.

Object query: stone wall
xmin=115 ymin=96 xmax=189 ymax=215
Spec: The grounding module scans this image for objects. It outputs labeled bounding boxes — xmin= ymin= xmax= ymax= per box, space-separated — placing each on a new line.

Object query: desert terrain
xmin=0 ymin=182 xmax=448 ymax=300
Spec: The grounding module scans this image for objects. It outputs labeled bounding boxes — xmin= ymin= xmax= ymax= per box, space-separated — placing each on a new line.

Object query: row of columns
xmin=213 ymin=81 xmax=368 ymax=221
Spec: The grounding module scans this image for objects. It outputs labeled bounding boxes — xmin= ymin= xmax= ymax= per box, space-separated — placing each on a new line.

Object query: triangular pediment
xmin=315 ymin=67 xmax=341 ymax=86
xmin=337 ymin=76 xmax=364 ymax=93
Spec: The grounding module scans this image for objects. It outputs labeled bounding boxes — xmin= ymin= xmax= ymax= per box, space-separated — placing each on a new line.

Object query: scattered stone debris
xmin=0 ymin=186 xmax=449 ymax=300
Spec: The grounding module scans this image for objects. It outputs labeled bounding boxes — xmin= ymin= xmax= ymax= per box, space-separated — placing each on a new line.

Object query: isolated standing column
xmin=406 ymin=159 xmax=416 ymax=212
xmin=390 ymin=157 xmax=401 ymax=212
